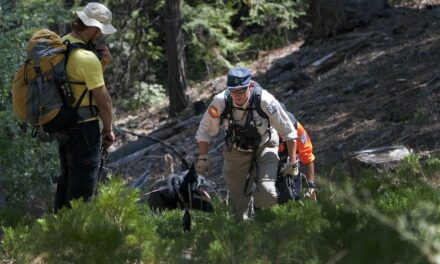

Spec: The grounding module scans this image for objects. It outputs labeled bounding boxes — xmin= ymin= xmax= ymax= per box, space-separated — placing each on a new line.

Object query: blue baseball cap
xmin=227 ymin=67 xmax=251 ymax=90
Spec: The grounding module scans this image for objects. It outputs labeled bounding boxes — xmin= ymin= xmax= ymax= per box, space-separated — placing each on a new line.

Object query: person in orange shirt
xmin=278 ymin=111 xmax=317 ymax=202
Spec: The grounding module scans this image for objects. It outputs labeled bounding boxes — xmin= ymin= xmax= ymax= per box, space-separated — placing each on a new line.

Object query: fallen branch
xmin=130 ymin=164 xmax=151 ymax=188
xmin=107 ymin=145 xmax=154 ymax=168
xmin=115 ymin=127 xmax=190 ymax=170
xmin=309 ymin=36 xmax=371 ymax=74
xmin=109 ymin=116 xmax=201 ymax=163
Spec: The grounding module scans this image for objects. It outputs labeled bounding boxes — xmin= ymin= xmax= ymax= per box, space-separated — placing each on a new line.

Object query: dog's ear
xmin=186 ymin=163 xmax=198 ymax=183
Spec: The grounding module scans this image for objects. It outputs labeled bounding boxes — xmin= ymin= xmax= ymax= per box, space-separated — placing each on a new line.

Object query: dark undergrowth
xmin=1 ymin=155 xmax=440 ymax=263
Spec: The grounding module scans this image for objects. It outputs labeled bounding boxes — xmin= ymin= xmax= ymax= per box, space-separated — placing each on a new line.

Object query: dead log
xmin=130 ymin=165 xmax=151 ymax=188
xmin=114 ymin=128 xmax=189 ymax=169
xmin=349 ymin=145 xmax=411 ymax=172
xmin=309 ymin=36 xmax=370 ymax=74
xmin=108 ymin=115 xmax=201 ymax=164
xmin=107 ymin=145 xmax=155 ymax=168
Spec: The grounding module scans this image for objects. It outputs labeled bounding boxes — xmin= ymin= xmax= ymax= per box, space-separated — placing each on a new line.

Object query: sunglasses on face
xmin=229 ymin=86 xmax=248 ymax=95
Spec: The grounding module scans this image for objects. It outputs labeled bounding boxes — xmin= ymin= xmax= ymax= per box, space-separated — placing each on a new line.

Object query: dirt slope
xmin=111 ymin=5 xmax=440 ymax=192
xmin=269 ymin=6 xmax=440 ymax=170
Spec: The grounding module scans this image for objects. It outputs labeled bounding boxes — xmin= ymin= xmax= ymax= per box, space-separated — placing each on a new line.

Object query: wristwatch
xmin=308 ymin=181 xmax=317 ymax=189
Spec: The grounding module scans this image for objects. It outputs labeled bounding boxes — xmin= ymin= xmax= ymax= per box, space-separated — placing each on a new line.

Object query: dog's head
xmin=147 ymin=164 xmax=215 ymax=213
xmin=179 ymin=164 xmax=214 ymax=212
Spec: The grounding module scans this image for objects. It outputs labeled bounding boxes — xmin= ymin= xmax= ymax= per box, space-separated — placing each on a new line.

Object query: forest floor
xmin=109 ymin=5 xmax=440 ymax=196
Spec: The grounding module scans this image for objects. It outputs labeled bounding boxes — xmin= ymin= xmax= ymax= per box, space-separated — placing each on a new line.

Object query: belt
xmin=77 ymin=106 xmax=98 ymax=121
xmin=235 ymin=146 xmax=254 ymax=153
xmin=234 ymin=138 xmax=273 ymax=153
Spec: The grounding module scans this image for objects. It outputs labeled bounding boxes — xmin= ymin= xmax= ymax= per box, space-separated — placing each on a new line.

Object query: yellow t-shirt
xmin=62 ymin=34 xmax=105 ymax=108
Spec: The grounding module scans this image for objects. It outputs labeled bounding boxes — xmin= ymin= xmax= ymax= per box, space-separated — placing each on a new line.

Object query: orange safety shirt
xmin=278 ymin=121 xmax=315 ymax=164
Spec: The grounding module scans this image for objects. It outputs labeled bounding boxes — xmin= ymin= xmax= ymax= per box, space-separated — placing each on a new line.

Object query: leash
xmin=172 ymin=178 xmax=192 ymax=232
xmin=243 ymin=150 xmax=259 ymax=197
xmin=95 ymin=144 xmax=109 ymax=196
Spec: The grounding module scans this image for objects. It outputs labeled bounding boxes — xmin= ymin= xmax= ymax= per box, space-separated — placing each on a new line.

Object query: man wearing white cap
xmin=53 ymin=2 xmax=117 ymax=212
xmin=195 ymin=67 xmax=298 ymax=220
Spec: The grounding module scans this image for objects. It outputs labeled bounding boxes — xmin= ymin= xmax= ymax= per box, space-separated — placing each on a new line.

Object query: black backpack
xmin=220 ymin=81 xmax=269 ymax=122
xmin=220 ymin=81 xmax=271 ymax=152
xmin=276 ymin=110 xmax=303 ymax=204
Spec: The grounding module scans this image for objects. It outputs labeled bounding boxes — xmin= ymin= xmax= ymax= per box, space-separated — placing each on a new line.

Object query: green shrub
xmin=149 ymin=209 xmax=195 ymax=263
xmin=2 ymin=179 xmax=158 ymax=264
xmin=204 ymin=211 xmax=252 ymax=263
xmin=316 ymin=162 xmax=437 ymax=263
xmin=0 ymin=0 xmax=69 ymax=104
xmin=0 ymin=207 xmax=28 ymax=230
xmin=118 ymin=82 xmax=166 ymax=111
xmin=375 ymin=186 xmax=440 ymax=214
xmin=423 ymin=156 xmax=440 ymax=180
xmin=0 ymin=110 xmax=58 ymax=213
xmin=396 ymin=154 xmax=423 ymax=181
xmin=253 ymin=201 xmax=328 ymax=263
xmin=182 ymin=3 xmax=249 ymax=79
xmin=2 ymin=166 xmax=440 ymax=263
xmin=242 ymin=0 xmax=307 ymax=49
xmin=320 ymin=184 xmax=431 ymax=264
xmin=0 ymin=0 xmax=70 ymax=215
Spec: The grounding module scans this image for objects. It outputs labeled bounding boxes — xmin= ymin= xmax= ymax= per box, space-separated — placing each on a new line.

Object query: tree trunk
xmin=164 ymin=0 xmax=189 ymax=117
xmin=54 ymin=0 xmax=76 ymax=35
xmin=0 ymin=192 xmax=5 ymax=209
xmin=0 ymin=175 xmax=5 ymax=209
xmin=64 ymin=0 xmax=74 ymax=8
xmin=309 ymin=0 xmax=389 ymax=40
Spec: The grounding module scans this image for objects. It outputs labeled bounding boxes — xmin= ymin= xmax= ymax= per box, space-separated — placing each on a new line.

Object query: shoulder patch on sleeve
xmin=266 ymin=101 xmax=278 ymax=115
xmin=208 ymin=106 xmax=220 ymax=118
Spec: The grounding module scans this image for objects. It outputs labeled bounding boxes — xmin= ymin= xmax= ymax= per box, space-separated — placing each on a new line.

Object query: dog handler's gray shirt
xmin=196 ymin=88 xmax=297 ymax=147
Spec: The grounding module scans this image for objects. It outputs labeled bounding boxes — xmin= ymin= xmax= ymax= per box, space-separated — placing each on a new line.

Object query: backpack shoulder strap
xmin=63 ymin=40 xmax=90 ymax=110
xmin=221 ymin=90 xmax=235 ymax=147
xmin=220 ymin=82 xmax=269 ymax=121
xmin=220 ymin=90 xmax=232 ymax=121
xmin=66 ymin=41 xmax=90 ymax=50
xmin=250 ymin=82 xmax=269 ymax=120
xmin=63 ymin=40 xmax=91 ymax=68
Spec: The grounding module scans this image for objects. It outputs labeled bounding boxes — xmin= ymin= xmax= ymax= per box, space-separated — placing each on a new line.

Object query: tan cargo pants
xmin=223 ymin=144 xmax=279 ymax=220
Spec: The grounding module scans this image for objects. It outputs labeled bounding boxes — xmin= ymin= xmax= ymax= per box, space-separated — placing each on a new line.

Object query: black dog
xmin=147 ymin=165 xmax=214 ymax=213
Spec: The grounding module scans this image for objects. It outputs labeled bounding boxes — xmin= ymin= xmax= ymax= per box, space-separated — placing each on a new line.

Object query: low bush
xmin=2 ymin=155 xmax=439 ymax=263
